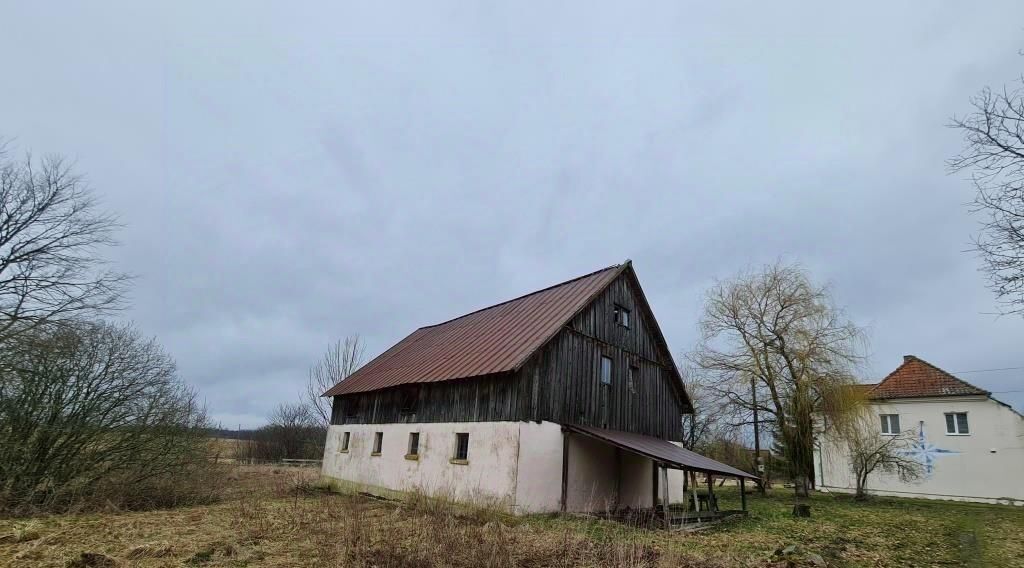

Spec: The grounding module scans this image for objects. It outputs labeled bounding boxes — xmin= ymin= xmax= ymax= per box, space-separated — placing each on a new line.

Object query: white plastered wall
xmin=322 ymin=420 xmax=660 ymax=514
xmin=322 ymin=422 xmax=521 ymax=508
xmin=816 ymin=396 xmax=1024 ymax=505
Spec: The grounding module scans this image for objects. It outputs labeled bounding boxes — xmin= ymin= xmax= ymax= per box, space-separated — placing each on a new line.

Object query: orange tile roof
xmin=866 ymin=355 xmax=989 ymax=400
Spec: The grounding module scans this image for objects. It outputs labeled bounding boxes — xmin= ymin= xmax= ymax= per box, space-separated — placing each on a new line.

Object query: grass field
xmin=1 ymin=466 xmax=1022 ymax=567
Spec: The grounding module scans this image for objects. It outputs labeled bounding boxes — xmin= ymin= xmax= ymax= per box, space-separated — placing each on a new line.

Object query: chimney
xmin=903 ymin=355 xmax=915 ymax=363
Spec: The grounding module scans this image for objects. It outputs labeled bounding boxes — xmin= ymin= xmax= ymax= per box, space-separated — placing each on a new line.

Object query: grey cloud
xmin=2 ymin=1 xmax=1022 ymax=426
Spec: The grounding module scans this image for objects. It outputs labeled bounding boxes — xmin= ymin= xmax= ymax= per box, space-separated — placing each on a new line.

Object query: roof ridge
xmin=418 ymin=263 xmax=623 ymax=329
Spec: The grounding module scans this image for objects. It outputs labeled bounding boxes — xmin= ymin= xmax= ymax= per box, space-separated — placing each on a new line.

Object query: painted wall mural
xmin=901 ymin=421 xmax=958 ymax=477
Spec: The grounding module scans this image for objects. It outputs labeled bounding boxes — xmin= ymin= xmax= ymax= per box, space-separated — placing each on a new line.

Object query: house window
xmin=600 ymin=355 xmax=613 ymax=385
xmin=340 ymin=431 xmax=351 ymax=452
xmin=613 ymin=304 xmax=631 ymax=328
xmin=371 ymin=432 xmax=383 ymax=455
xmin=945 ymin=412 xmax=970 ymax=435
xmin=879 ymin=414 xmax=900 ymax=435
xmin=452 ymin=432 xmax=469 ymax=462
xmin=628 ymin=364 xmax=639 ymax=394
xmin=407 ymin=432 xmax=420 ymax=457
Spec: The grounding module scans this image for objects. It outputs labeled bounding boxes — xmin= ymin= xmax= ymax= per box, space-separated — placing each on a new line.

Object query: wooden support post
xmin=680 ymin=468 xmax=689 ymax=522
xmin=691 ymin=471 xmax=699 ymax=512
xmin=651 ymin=460 xmax=659 ymax=510
xmin=661 ymin=465 xmax=670 ymax=527
xmin=707 ymin=473 xmax=715 ymax=513
xmin=740 ymin=477 xmax=747 ymax=511
xmin=614 ymin=448 xmax=622 ymax=512
xmin=560 ymin=430 xmax=569 ymax=513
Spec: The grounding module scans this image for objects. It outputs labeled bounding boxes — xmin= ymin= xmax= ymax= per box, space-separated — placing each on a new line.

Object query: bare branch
xmin=949 ymin=81 xmax=1024 ymax=315
xmin=304 ymin=335 xmax=365 ymax=427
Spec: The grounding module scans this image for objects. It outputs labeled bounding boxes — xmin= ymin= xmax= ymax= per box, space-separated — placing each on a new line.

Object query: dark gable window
xmin=600 ymin=355 xmax=613 ymax=385
xmin=340 ymin=431 xmax=351 ymax=451
xmin=454 ymin=432 xmax=469 ymax=461
xmin=408 ymin=432 xmax=420 ymax=456
xmin=613 ymin=304 xmax=631 ymax=328
xmin=372 ymin=431 xmax=383 ymax=454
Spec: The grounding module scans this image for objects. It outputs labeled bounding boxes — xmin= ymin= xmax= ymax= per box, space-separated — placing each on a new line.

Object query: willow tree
xmin=690 ymin=262 xmax=865 ymax=502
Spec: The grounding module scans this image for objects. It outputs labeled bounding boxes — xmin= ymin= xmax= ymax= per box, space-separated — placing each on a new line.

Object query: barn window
xmin=452 ymin=432 xmax=470 ymax=462
xmin=399 ymin=386 xmax=419 ymax=415
xmin=613 ymin=304 xmax=631 ymax=328
xmin=407 ymin=432 xmax=420 ymax=458
xmin=945 ymin=412 xmax=969 ymax=435
xmin=628 ymin=364 xmax=639 ymax=394
xmin=879 ymin=414 xmax=900 ymax=435
xmin=371 ymin=432 xmax=383 ymax=455
xmin=600 ymin=355 xmax=613 ymax=385
xmin=340 ymin=432 xmax=351 ymax=452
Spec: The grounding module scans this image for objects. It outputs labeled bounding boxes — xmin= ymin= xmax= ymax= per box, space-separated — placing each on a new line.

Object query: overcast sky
xmin=3 ymin=2 xmax=1023 ymax=426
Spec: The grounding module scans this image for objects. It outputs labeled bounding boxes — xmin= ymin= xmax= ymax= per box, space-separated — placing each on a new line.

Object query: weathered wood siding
xmin=515 ymin=272 xmax=685 ymax=440
xmin=331 ymin=372 xmax=531 ymax=426
xmin=332 ymin=271 xmax=686 ymax=440
xmin=569 ymin=272 xmax=664 ymax=363
xmin=515 ymin=329 xmax=684 ymax=440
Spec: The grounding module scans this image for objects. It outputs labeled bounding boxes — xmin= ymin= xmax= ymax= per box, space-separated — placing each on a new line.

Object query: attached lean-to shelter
xmin=321 ymin=261 xmax=756 ymax=522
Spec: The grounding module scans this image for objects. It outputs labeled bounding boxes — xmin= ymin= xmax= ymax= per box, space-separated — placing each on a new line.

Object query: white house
xmin=815 ymin=355 xmax=1024 ymax=505
xmin=320 ymin=262 xmax=756 ymax=517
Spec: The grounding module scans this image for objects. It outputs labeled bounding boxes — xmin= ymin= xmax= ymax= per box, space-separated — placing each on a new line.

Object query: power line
xmin=951 ymin=366 xmax=1024 ymax=374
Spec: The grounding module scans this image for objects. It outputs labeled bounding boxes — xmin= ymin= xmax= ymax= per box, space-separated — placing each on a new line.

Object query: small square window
xmin=453 ymin=432 xmax=469 ymax=461
xmin=613 ymin=305 xmax=631 ymax=328
xmin=945 ymin=412 xmax=969 ymax=435
xmin=372 ymin=431 xmax=383 ymax=454
xmin=600 ymin=355 xmax=613 ymax=385
xmin=879 ymin=414 xmax=900 ymax=435
xmin=340 ymin=431 xmax=351 ymax=451
xmin=408 ymin=432 xmax=420 ymax=456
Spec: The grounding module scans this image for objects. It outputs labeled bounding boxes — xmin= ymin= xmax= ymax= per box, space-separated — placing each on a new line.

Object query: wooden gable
xmin=513 ymin=265 xmax=690 ymax=440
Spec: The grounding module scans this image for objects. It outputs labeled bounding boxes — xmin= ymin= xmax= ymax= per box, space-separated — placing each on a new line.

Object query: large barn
xmin=321 ymin=261 xmax=755 ymax=515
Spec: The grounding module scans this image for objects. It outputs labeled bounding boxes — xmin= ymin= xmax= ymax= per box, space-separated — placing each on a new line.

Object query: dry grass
xmin=1 ymin=466 xmax=1022 ymax=567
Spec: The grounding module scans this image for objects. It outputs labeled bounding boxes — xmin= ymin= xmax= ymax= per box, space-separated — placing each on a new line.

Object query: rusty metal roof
xmin=324 ymin=264 xmax=625 ymax=396
xmin=566 ymin=424 xmax=758 ymax=479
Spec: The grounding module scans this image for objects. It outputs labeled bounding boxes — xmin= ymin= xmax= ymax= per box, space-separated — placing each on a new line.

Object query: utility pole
xmin=751 ymin=374 xmax=766 ymax=495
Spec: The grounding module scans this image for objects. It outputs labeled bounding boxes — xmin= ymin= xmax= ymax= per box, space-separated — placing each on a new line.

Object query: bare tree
xmin=949 ymin=81 xmax=1024 ymax=315
xmin=689 ymin=262 xmax=866 ymax=503
xmin=845 ymin=421 xmax=924 ymax=500
xmin=239 ymin=403 xmax=325 ymax=461
xmin=0 ymin=321 xmax=213 ymax=512
xmin=678 ymin=363 xmax=733 ymax=453
xmin=305 ymin=336 xmax=365 ymax=426
xmin=0 ymin=143 xmax=129 ymax=345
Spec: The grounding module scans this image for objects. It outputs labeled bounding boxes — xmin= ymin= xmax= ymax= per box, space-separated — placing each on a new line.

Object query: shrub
xmin=0 ymin=321 xmax=224 ymax=514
